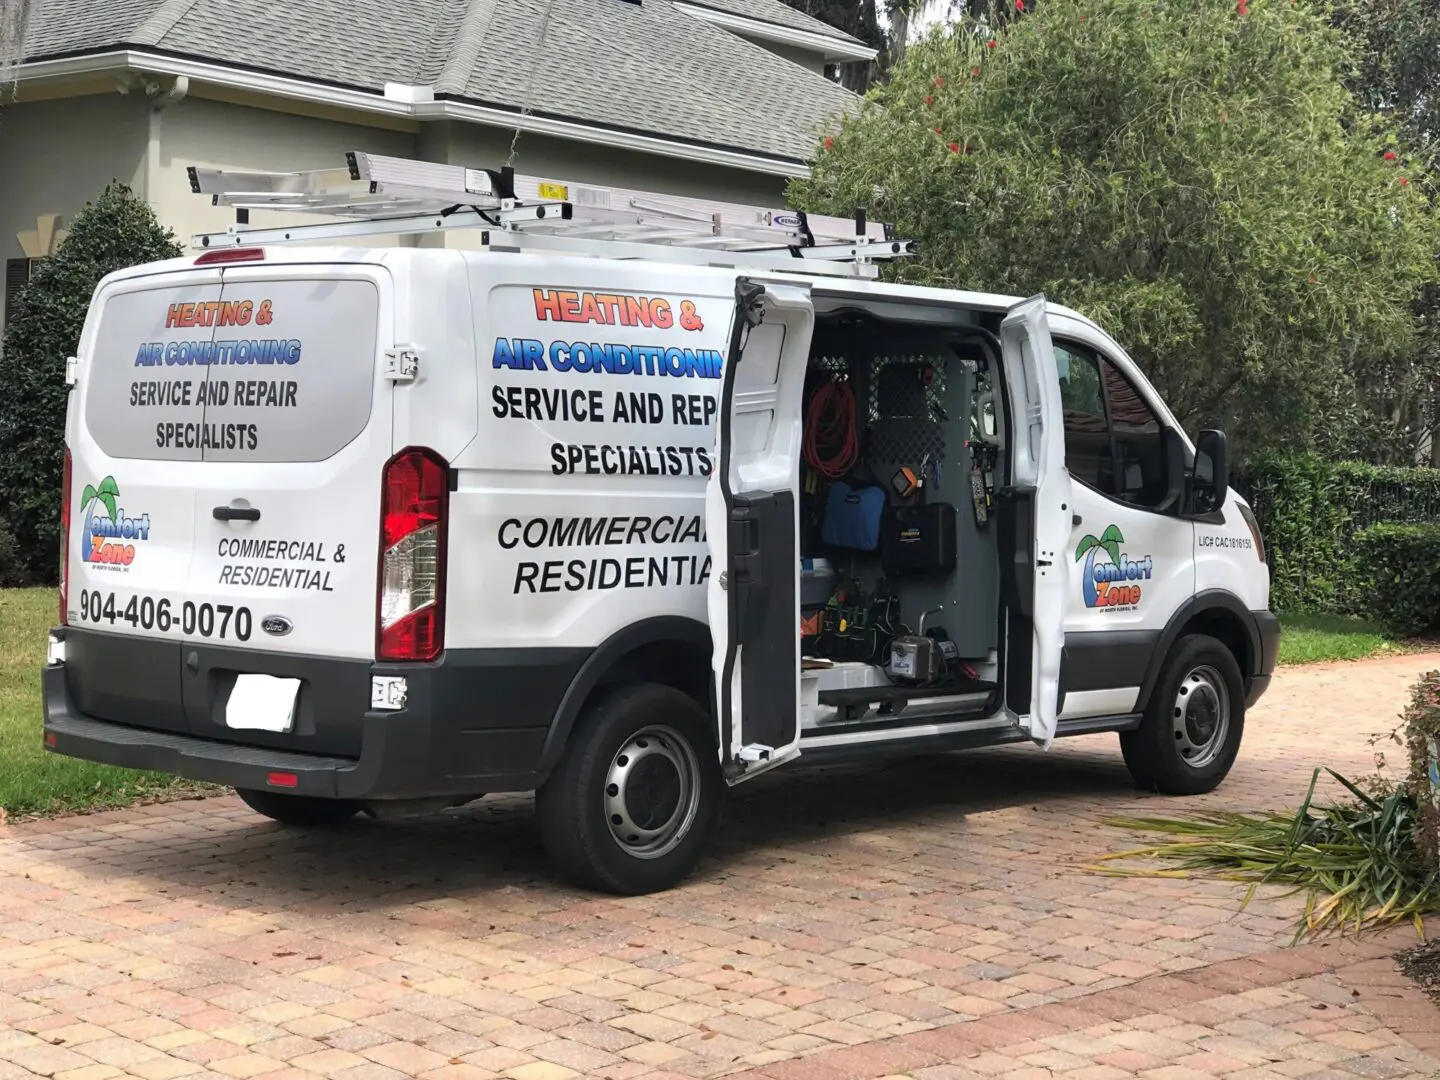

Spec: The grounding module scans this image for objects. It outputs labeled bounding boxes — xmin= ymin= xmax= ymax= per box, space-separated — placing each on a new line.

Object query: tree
xmin=0 ymin=182 xmax=182 ymax=583
xmin=790 ymin=0 xmax=1440 ymax=454
xmin=782 ymin=0 xmax=1032 ymax=89
xmin=1325 ymin=0 xmax=1440 ymax=463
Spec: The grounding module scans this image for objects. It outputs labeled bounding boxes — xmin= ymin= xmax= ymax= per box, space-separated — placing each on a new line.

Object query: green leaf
xmin=1099 ymin=525 xmax=1125 ymax=567
xmin=97 ymin=476 xmax=119 ymax=498
xmin=0 ymin=183 xmax=181 ymax=581
xmin=99 ymin=493 xmax=117 ymax=521
xmin=1075 ymin=534 xmax=1099 ymax=562
xmin=80 ymin=484 xmax=96 ymax=509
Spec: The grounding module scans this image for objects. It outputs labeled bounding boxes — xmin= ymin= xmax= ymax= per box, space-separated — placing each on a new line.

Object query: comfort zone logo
xmin=1075 ymin=525 xmax=1152 ymax=611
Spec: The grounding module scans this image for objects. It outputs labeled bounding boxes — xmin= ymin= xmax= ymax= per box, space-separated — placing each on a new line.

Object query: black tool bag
xmin=881 ymin=502 xmax=958 ymax=577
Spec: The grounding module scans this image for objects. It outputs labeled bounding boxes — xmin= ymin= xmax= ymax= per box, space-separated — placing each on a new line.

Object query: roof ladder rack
xmin=186 ymin=151 xmax=917 ymax=278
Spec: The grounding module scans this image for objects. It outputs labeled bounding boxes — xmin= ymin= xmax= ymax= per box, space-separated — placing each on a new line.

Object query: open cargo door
xmin=707 ymin=280 xmax=814 ymax=784
xmin=999 ymin=295 xmax=1072 ymax=747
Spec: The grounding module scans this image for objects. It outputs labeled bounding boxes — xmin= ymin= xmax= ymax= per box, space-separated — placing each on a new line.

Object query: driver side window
xmin=1055 ymin=340 xmax=1168 ymax=511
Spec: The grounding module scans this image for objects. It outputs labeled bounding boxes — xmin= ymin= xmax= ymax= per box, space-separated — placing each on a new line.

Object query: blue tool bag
xmin=821 ymin=481 xmax=886 ymax=551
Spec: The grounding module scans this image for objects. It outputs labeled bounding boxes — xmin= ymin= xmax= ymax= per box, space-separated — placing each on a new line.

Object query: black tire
xmin=537 ymin=683 xmax=723 ymax=895
xmin=235 ymin=788 xmax=361 ymax=827
xmin=1121 ymin=634 xmax=1246 ymax=796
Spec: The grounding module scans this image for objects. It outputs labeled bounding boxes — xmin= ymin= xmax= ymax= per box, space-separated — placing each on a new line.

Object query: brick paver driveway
xmin=2 ymin=656 xmax=1438 ymax=1080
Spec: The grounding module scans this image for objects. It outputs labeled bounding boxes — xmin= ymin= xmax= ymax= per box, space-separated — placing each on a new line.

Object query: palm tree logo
xmin=78 ymin=476 xmax=120 ymax=563
xmin=1074 ymin=524 xmax=1125 ymax=608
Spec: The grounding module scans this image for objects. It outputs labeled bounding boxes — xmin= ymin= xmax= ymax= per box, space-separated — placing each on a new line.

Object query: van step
xmin=818 ymin=680 xmax=995 ymax=720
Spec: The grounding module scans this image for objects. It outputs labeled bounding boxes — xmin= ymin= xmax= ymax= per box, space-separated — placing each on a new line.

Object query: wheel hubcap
xmin=1172 ymin=665 xmax=1230 ymax=770
xmin=604 ymin=725 xmax=701 ymax=860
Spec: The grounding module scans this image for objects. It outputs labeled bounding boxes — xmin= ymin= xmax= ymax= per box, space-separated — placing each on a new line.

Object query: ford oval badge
xmin=261 ymin=615 xmax=293 ymax=637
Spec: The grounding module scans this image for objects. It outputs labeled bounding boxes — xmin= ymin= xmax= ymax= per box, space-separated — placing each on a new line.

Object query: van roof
xmin=102 ymin=244 xmax=1101 ymax=333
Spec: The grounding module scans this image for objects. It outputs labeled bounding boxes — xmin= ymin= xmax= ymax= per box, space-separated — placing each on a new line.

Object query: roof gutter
xmin=671 ymin=2 xmax=877 ymax=62
xmin=14 ymin=50 xmax=814 ymax=179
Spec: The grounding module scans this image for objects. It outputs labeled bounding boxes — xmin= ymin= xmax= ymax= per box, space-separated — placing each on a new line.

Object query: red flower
xmin=1384 ymin=151 xmax=1398 ymax=161
xmin=987 ymin=39 xmax=997 ymax=48
xmin=1237 ymin=0 xmax=1248 ymax=12
xmin=925 ymin=95 xmax=934 ymax=105
xmin=1016 ymin=0 xmax=1024 ymax=9
xmin=934 ymin=76 xmax=945 ymax=87
xmin=1400 ymin=176 xmax=1411 ymax=186
xmin=823 ymin=137 xmax=834 ymax=150
xmin=949 ymin=142 xmax=961 ymax=153
xmin=971 ymin=66 xmax=982 ymax=76
xmin=934 ymin=126 xmax=943 ymax=134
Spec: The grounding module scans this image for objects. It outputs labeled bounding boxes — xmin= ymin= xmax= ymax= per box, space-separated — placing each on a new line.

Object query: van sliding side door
xmin=998 ymin=295 xmax=1072 ymax=747
xmin=707 ymin=279 xmax=814 ymax=784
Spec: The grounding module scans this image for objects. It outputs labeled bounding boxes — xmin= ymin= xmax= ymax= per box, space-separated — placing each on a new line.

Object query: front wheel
xmin=235 ymin=788 xmax=361 ymax=826
xmin=1121 ymin=634 xmax=1245 ymax=796
xmin=537 ymin=683 xmax=723 ymax=895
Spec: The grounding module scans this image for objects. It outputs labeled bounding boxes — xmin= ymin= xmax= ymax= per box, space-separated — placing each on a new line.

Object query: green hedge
xmin=1236 ymin=455 xmax=1440 ymax=615
xmin=0 ymin=182 xmax=182 ymax=583
xmin=1354 ymin=524 xmax=1440 ymax=636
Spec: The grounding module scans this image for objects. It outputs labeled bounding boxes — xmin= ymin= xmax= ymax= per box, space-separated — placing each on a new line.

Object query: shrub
xmin=1235 ymin=454 xmax=1440 ymax=615
xmin=0 ymin=182 xmax=182 ymax=583
xmin=1400 ymin=672 xmax=1440 ymax=870
xmin=0 ymin=518 xmax=28 ymax=588
xmin=1353 ymin=523 xmax=1440 ymax=636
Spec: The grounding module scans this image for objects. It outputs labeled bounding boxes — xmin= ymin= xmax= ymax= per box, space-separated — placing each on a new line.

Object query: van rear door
xmin=178 ymin=264 xmax=393 ymax=748
xmin=65 ymin=270 xmax=220 ymax=734
xmin=707 ymin=280 xmax=813 ymax=783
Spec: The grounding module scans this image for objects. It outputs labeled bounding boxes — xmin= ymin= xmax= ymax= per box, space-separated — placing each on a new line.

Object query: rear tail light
xmin=59 ymin=447 xmax=72 ymax=625
xmin=377 ymin=447 xmax=449 ymax=662
xmin=1238 ymin=502 xmax=1266 ymax=564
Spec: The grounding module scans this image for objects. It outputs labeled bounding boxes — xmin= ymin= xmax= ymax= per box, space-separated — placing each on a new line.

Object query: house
xmin=0 ymin=0 xmax=873 ymax=327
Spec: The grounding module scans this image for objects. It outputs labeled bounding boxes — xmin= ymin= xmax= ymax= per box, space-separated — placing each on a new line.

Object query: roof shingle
xmin=20 ymin=0 xmax=859 ymax=164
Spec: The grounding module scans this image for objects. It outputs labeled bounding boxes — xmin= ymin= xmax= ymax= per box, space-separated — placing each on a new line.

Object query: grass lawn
xmin=0 ymin=586 xmax=1427 ymax=818
xmin=0 ymin=587 xmax=214 ymax=818
xmin=1276 ymin=612 xmax=1410 ymax=666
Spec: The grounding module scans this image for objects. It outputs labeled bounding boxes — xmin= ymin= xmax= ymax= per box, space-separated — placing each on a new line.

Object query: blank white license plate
xmin=226 ymin=674 xmax=301 ymax=733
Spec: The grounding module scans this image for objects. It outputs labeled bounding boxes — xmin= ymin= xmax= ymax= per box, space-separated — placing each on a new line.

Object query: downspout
xmin=141 ymin=74 xmax=189 ymax=206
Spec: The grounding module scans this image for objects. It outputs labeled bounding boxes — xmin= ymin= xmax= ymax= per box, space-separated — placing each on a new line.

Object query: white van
xmin=43 ymin=154 xmax=1277 ymax=895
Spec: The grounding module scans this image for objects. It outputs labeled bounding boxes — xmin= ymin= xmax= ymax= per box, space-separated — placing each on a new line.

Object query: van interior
xmin=795 ymin=300 xmax=1007 ymax=734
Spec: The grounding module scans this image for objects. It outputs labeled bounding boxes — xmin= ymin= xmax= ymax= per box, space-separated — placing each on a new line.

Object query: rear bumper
xmin=42 ymin=627 xmax=588 ymax=800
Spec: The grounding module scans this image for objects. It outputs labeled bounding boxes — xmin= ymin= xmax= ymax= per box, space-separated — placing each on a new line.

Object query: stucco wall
xmin=0 ymin=94 xmax=149 ymax=327
xmin=1 ymin=88 xmax=801 ymax=325
xmin=152 ymin=95 xmax=420 ymax=251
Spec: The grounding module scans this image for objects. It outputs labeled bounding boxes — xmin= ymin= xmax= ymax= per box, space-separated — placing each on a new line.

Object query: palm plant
xmin=1074 ymin=524 xmax=1124 ymax=606
xmin=78 ymin=476 xmax=119 ymax=558
xmin=1093 ymin=768 xmax=1440 ymax=941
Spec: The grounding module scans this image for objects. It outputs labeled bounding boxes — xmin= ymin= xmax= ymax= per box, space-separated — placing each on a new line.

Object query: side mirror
xmin=1193 ymin=429 xmax=1230 ymax=514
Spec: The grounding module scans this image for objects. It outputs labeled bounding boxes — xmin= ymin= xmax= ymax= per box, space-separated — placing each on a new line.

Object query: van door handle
xmin=213 ymin=506 xmax=261 ymax=522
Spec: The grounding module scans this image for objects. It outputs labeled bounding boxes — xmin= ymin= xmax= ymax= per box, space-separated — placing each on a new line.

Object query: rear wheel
xmin=235 ymin=788 xmax=361 ymax=827
xmin=537 ymin=683 xmax=723 ymax=895
xmin=1121 ymin=634 xmax=1245 ymax=796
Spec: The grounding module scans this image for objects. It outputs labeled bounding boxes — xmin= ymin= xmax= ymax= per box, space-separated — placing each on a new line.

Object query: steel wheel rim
xmin=1172 ymin=664 xmax=1230 ymax=770
xmin=604 ymin=725 xmax=701 ymax=860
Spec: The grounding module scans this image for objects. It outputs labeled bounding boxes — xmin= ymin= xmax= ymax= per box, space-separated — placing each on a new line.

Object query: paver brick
xmin=2 ymin=657 xmax=1439 ymax=1080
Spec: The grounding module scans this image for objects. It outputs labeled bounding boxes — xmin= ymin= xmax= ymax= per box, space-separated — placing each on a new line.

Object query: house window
xmin=3 ymin=257 xmax=45 ymax=333
xmin=1056 ymin=340 xmax=1169 ymax=511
